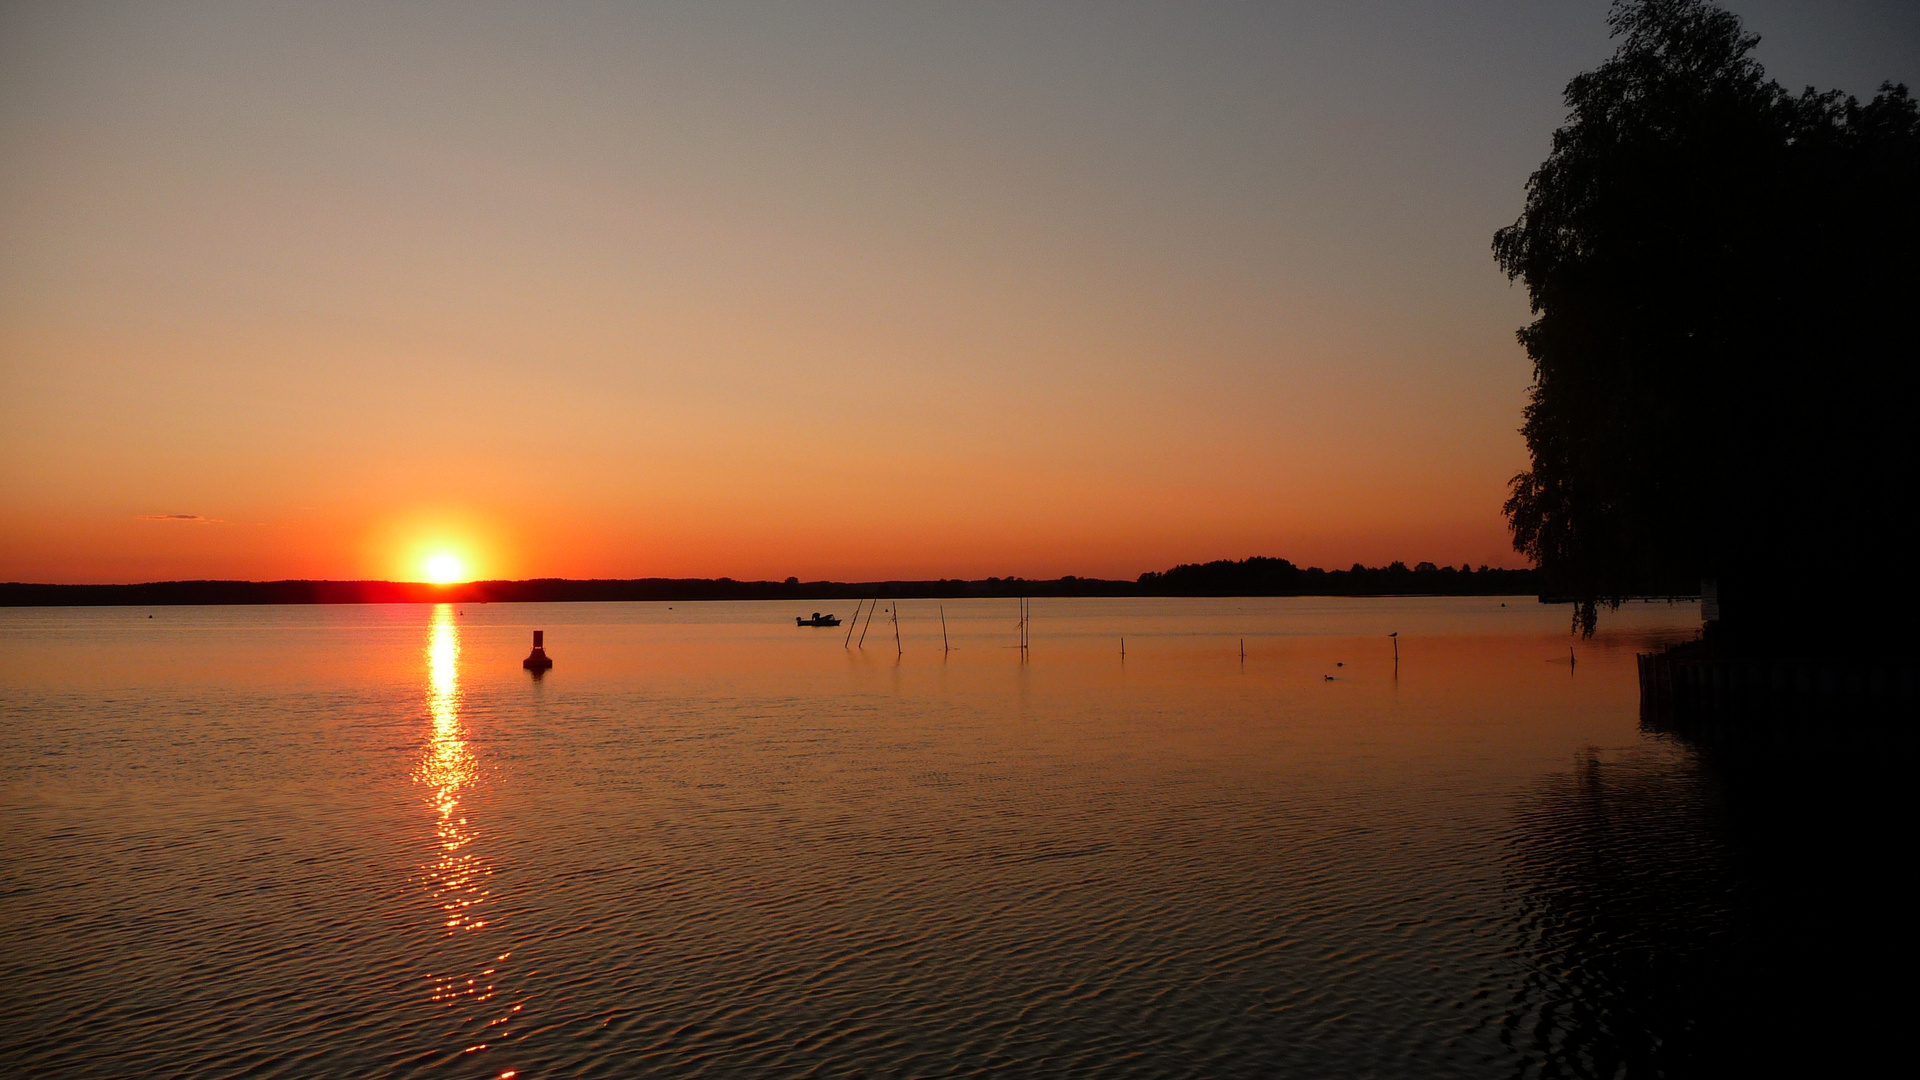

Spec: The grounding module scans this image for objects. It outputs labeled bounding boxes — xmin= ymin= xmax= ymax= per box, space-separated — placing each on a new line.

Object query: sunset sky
xmin=3 ymin=1 xmax=1915 ymax=584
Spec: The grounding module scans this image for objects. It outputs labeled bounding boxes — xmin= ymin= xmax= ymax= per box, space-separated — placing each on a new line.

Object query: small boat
xmin=796 ymin=612 xmax=841 ymax=627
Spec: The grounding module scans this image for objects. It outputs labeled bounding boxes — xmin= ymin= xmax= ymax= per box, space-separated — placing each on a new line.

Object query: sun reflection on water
xmin=413 ymin=604 xmax=521 ymax=1073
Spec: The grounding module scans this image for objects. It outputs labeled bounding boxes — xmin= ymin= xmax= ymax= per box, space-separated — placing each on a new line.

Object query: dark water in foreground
xmin=0 ymin=598 xmax=1904 ymax=1078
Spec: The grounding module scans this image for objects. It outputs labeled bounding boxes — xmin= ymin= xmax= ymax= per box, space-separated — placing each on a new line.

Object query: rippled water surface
xmin=0 ymin=598 xmax=1902 ymax=1077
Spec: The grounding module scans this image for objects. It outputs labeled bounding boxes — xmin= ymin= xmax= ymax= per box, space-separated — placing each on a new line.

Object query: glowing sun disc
xmin=425 ymin=554 xmax=466 ymax=584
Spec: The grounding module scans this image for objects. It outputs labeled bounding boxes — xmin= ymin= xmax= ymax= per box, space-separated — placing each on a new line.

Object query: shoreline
xmin=1 ymin=572 xmax=1546 ymax=607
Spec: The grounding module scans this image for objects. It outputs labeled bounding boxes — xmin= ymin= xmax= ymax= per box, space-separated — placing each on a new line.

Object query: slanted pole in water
xmin=844 ymin=599 xmax=862 ymax=648
xmin=893 ymin=601 xmax=902 ymax=655
xmin=941 ymin=606 xmax=949 ymax=653
xmin=859 ymin=599 xmax=878 ymax=648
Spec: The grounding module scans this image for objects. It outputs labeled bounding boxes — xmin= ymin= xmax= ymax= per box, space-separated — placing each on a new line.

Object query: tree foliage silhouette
xmin=1496 ymin=0 xmax=1919 ymax=640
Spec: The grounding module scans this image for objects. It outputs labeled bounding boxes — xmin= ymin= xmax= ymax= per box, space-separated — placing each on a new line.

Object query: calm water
xmin=0 ymin=598 xmax=1903 ymax=1077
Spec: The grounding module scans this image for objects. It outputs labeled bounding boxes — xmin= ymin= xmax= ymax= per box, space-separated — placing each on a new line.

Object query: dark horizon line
xmin=2 ymin=559 xmax=1552 ymax=606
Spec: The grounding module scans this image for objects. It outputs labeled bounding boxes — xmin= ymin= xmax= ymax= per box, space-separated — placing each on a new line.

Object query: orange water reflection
xmin=413 ymin=604 xmax=520 ymax=1072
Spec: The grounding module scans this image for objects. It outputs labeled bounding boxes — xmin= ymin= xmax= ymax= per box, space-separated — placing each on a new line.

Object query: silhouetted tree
xmin=1496 ymin=0 xmax=1918 ymax=643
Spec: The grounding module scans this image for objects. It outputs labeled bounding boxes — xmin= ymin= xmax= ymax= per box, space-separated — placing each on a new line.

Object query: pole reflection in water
xmin=413 ymin=604 xmax=522 ymax=1076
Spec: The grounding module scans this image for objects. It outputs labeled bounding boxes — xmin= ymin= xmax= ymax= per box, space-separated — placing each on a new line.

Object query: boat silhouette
xmin=796 ymin=612 xmax=841 ymax=627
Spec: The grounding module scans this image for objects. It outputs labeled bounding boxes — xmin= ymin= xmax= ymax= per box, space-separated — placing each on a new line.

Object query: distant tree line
xmin=1135 ymin=556 xmax=1542 ymax=597
xmin=1 ymin=557 xmax=1544 ymax=606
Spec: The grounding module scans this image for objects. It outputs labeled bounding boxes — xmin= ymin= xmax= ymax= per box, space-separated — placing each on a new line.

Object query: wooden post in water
xmin=845 ymin=599 xmax=863 ymax=648
xmin=859 ymin=599 xmax=878 ymax=648
xmin=940 ymin=606 xmax=949 ymax=653
xmin=1121 ymin=637 xmax=1125 ymax=660
xmin=1390 ymin=631 xmax=1399 ymax=663
xmin=893 ymin=601 xmax=902 ymax=655
xmin=1240 ymin=638 xmax=1245 ymax=662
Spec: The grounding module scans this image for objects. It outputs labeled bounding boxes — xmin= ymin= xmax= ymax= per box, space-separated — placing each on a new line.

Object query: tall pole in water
xmin=893 ymin=601 xmax=902 ymax=655
xmin=940 ymin=606 xmax=949 ymax=653
xmin=845 ymin=599 xmax=863 ymax=648
xmin=859 ymin=599 xmax=878 ymax=648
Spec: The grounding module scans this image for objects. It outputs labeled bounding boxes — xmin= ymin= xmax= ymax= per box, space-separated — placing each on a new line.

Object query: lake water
xmin=0 ymin=597 xmax=1903 ymax=1077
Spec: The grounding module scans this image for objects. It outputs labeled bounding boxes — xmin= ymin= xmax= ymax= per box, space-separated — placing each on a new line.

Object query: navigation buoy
xmin=523 ymin=630 xmax=553 ymax=671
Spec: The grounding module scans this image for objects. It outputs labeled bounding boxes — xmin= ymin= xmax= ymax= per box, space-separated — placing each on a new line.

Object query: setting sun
xmin=424 ymin=554 xmax=467 ymax=584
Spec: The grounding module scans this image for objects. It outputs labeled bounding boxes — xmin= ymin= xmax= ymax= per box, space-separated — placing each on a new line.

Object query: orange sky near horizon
xmin=4 ymin=2 xmax=1913 ymax=585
